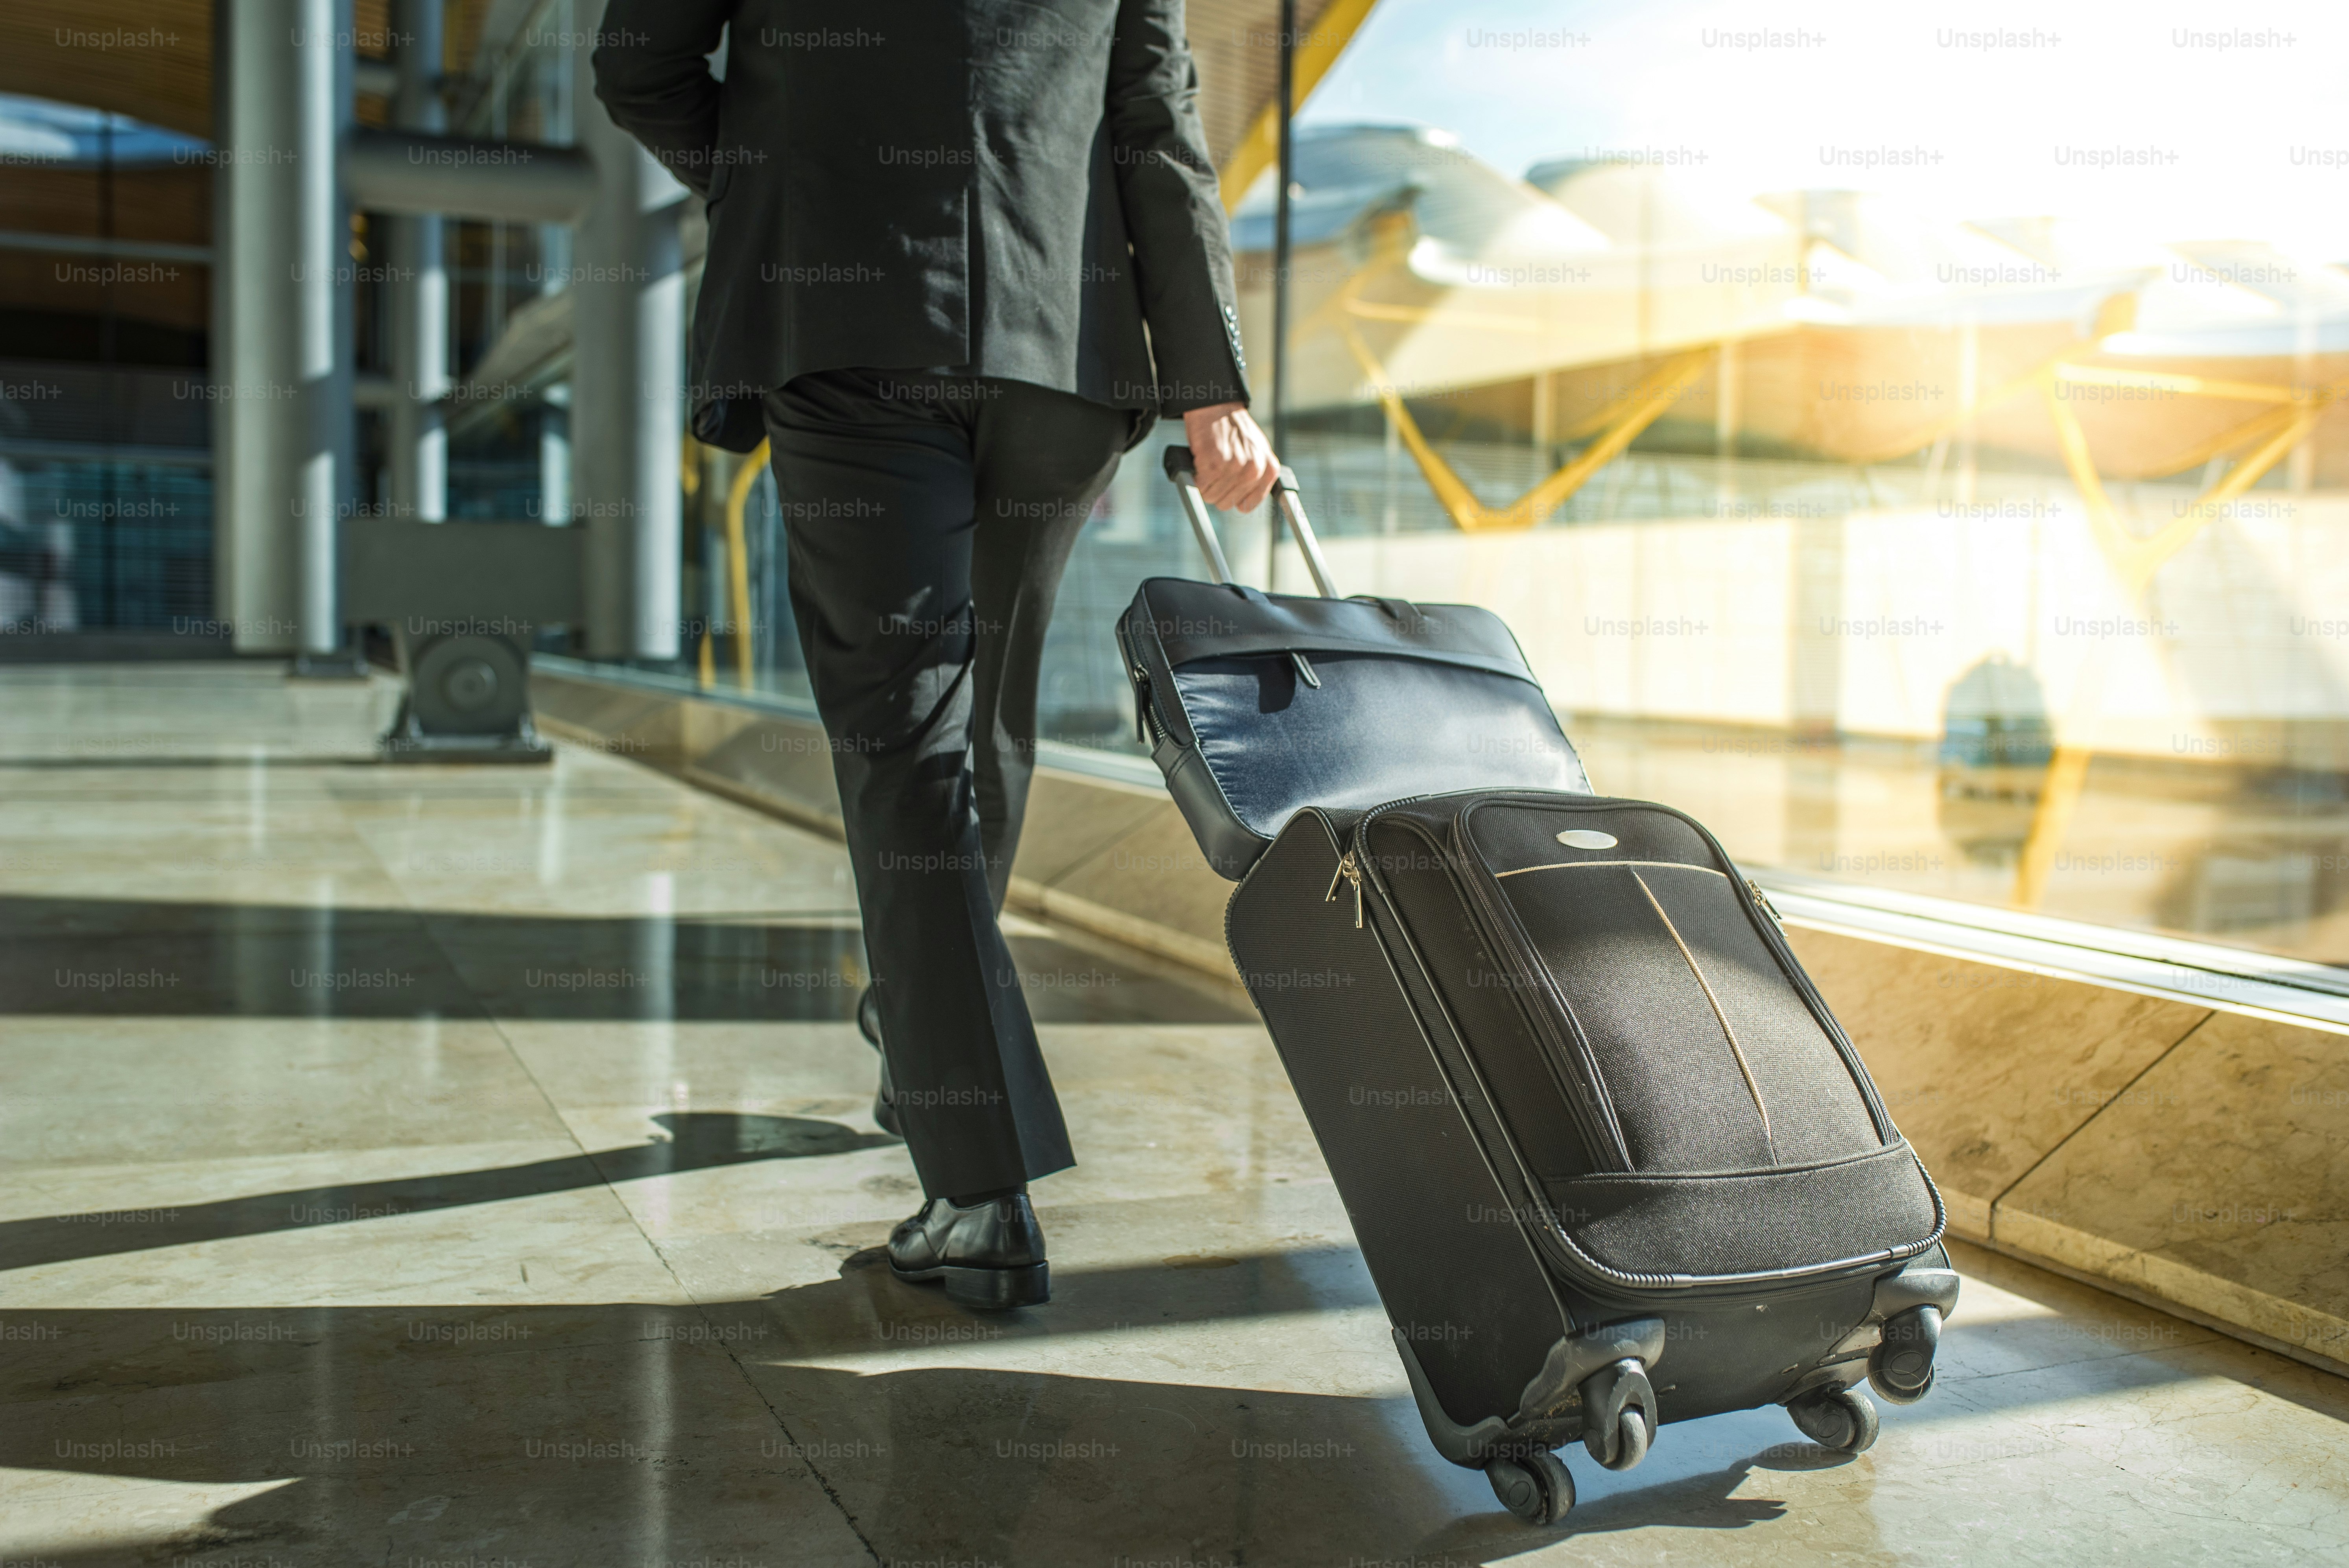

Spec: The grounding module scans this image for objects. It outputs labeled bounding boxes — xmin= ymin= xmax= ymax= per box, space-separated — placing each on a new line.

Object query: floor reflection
xmin=1571 ymin=715 xmax=2349 ymax=967
xmin=4 ymin=1242 xmax=2315 ymax=1568
xmin=4 ymin=666 xmax=2345 ymax=1566
xmin=0 ymin=895 xmax=1252 ymax=1023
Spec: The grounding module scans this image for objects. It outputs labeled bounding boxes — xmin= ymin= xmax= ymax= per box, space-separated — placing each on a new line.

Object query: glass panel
xmin=1048 ymin=0 xmax=2346 ymax=970
xmin=544 ymin=3 xmax=2349 ymax=974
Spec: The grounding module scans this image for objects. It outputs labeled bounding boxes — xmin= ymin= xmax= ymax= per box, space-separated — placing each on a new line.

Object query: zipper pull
xmin=1746 ymin=878 xmax=1785 ymax=927
xmin=1325 ymin=849 xmax=1364 ymax=928
xmin=1130 ymin=666 xmax=1154 ymax=744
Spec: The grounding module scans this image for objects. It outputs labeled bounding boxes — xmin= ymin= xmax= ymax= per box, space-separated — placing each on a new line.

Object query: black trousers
xmin=763 ymin=369 xmax=1132 ymax=1199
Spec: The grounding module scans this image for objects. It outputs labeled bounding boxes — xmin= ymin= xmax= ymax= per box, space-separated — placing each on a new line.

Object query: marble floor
xmin=3 ymin=663 xmax=2347 ymax=1566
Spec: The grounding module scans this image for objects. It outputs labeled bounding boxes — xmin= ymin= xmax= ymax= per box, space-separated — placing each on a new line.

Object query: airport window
xmin=1031 ymin=2 xmax=2349 ymax=973
xmin=491 ymin=2 xmax=2349 ymax=975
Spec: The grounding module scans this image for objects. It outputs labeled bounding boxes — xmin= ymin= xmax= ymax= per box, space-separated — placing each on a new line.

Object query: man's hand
xmin=1182 ymin=403 xmax=1280 ymax=512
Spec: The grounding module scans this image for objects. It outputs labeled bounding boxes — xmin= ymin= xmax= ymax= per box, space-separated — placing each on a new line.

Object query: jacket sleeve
xmin=1108 ymin=0 xmax=1253 ymax=414
xmin=588 ymin=0 xmax=737 ymax=199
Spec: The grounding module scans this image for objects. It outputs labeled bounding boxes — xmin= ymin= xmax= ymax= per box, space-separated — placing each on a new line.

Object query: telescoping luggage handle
xmin=1162 ymin=446 xmax=1340 ymax=599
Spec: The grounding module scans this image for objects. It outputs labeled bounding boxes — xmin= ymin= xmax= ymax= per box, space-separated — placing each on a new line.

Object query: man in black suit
xmin=594 ymin=0 xmax=1276 ymax=1308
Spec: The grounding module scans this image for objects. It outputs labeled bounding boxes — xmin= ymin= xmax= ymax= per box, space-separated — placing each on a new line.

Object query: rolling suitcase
xmin=1121 ymin=453 xmax=1957 ymax=1526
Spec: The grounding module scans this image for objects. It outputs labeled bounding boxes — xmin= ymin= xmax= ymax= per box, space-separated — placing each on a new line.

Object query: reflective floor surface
xmin=3 ymin=664 xmax=2346 ymax=1566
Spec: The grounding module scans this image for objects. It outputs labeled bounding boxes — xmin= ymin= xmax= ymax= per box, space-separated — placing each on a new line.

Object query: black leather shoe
xmin=856 ymin=985 xmax=902 ymax=1139
xmin=887 ymin=1194 xmax=1051 ymax=1309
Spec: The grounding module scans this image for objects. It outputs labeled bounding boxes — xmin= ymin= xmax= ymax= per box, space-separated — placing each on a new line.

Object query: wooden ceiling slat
xmin=0 ymin=0 xmax=1309 ymax=334
xmin=0 ymin=247 xmax=210 ymax=330
xmin=0 ymin=0 xmax=214 ymax=139
xmin=0 ymin=0 xmax=1303 ymax=150
xmin=0 ymin=167 xmax=212 ymax=246
xmin=0 ymin=0 xmax=496 ymax=140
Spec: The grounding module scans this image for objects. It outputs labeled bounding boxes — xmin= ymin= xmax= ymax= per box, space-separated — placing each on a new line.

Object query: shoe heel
xmin=942 ymin=1260 xmax=1049 ymax=1310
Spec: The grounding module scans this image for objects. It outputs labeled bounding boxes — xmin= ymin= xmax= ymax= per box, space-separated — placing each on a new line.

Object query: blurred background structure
xmin=4 ymin=0 xmax=2349 ymax=956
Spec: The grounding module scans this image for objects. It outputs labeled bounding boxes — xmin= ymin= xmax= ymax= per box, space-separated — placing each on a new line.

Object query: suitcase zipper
xmin=1324 ymin=849 xmax=1364 ymax=927
xmin=1130 ymin=663 xmax=1158 ymax=744
xmin=1115 ymin=620 xmax=1173 ymax=748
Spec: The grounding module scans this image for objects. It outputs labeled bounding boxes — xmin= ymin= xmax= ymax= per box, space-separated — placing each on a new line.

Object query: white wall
xmin=1307 ymin=492 xmax=2349 ymax=765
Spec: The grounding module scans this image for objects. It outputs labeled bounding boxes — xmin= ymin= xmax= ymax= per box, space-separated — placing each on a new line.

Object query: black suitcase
xmin=1121 ymin=458 xmax=1956 ymax=1527
xmin=1226 ymin=792 xmax=1954 ymax=1523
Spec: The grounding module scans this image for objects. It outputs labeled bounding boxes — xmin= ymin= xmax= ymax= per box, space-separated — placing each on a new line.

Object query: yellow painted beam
xmin=2047 ymin=378 xmax=2331 ymax=592
xmin=2012 ymin=376 xmax=2331 ymax=907
xmin=1341 ymin=298 xmax=1578 ymax=337
xmin=1217 ymin=0 xmax=1384 ymax=214
xmin=1513 ymin=353 xmax=1713 ymax=524
xmin=2040 ymin=370 xmax=2129 ymax=572
xmin=2196 ymin=402 xmax=2333 ymax=510
xmin=2011 ymin=744 xmax=2096 ymax=910
xmin=2142 ymin=402 xmax=2304 ymax=479
xmin=1339 ymin=311 xmax=1707 ymax=531
xmin=723 ymin=441 xmax=770 ymax=691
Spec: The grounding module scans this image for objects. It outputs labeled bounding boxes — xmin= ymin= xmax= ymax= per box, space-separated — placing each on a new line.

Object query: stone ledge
xmin=1785 ymin=925 xmax=2347 ymax=1382
xmin=529 ymin=663 xmax=2349 ymax=1383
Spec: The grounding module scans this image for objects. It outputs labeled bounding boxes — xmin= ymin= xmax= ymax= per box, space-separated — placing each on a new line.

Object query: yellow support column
xmin=723 ymin=442 xmax=770 ymax=691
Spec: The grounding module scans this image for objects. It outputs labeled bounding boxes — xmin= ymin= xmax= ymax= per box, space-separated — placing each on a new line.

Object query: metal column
xmin=291 ymin=0 xmax=360 ymax=671
xmin=385 ymin=0 xmax=447 ymax=523
xmin=213 ymin=0 xmax=304 ymax=653
xmin=571 ymin=43 xmax=685 ymax=662
xmin=1267 ymin=0 xmax=1296 ymax=585
xmin=539 ymin=386 xmax=572 ymax=524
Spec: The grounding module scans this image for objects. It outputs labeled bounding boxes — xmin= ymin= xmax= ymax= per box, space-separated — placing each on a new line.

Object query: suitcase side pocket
xmin=1363 ymin=813 xmax=1608 ymax=1186
xmin=1226 ymin=810 xmax=1578 ymax=1428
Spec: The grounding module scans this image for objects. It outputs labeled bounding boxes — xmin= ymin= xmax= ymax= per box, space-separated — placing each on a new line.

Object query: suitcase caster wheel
xmin=1869 ymin=1305 xmax=1941 ymax=1405
xmin=1870 ymin=1364 xmax=1935 ymax=1405
xmin=1606 ymin=1404 xmax=1651 ymax=1470
xmin=1578 ymin=1358 xmax=1657 ymax=1472
xmin=1486 ymin=1450 xmax=1574 ymax=1525
xmin=1788 ymin=1385 xmax=1879 ymax=1453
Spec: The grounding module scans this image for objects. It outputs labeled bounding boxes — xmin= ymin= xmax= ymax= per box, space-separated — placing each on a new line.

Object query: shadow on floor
xmin=758 ymin=1240 xmax=1386 ymax=1358
xmin=0 ymin=1113 xmax=899 ymax=1274
xmin=0 ymin=1276 xmax=1875 ymax=1568
xmin=0 ymin=895 xmax=1253 ymax=1023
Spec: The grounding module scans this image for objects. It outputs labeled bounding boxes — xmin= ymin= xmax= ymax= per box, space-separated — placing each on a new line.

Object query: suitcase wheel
xmin=1485 ymin=1449 xmax=1574 ymax=1526
xmin=1578 ymin=1357 xmax=1658 ymax=1472
xmin=1787 ymin=1384 xmax=1880 ymax=1454
xmin=1869 ymin=1305 xmax=1942 ymax=1405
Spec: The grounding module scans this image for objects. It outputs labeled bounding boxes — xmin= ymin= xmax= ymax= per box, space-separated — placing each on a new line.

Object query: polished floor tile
xmin=3 ymin=665 xmax=2344 ymax=1565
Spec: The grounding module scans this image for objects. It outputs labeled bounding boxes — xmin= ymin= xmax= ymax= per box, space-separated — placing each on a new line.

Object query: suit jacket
xmin=591 ymin=0 xmax=1252 ymax=452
